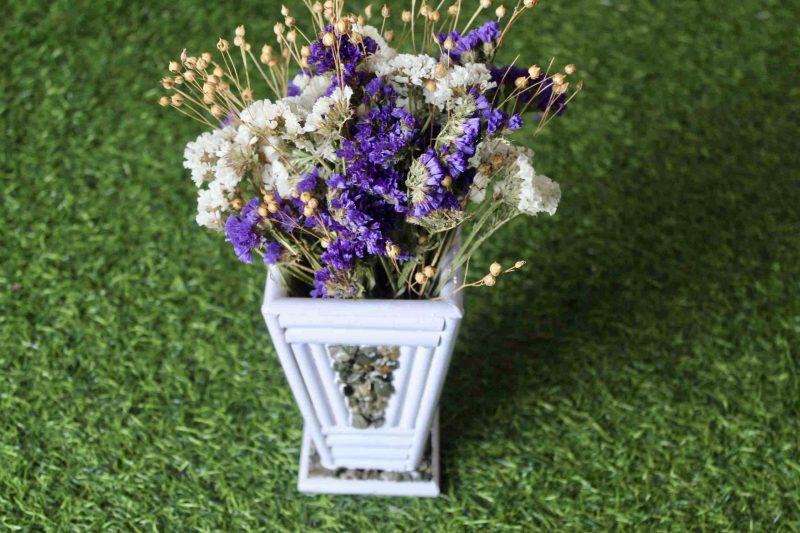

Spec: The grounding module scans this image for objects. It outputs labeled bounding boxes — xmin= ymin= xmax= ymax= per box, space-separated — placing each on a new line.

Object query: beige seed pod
xmin=300 ymin=191 xmax=312 ymax=203
xmin=210 ymin=104 xmax=224 ymax=117
xmin=479 ymin=0 xmax=491 ymax=8
xmin=201 ymin=52 xmax=212 ymax=63
xmin=482 ymin=274 xmax=497 ymax=287
xmin=303 ymin=205 xmax=316 ymax=217
xmin=447 ymin=4 xmax=459 ymax=16
xmin=322 ymin=32 xmax=335 ymax=46
xmin=183 ymin=71 xmax=196 ymax=83
xmin=231 ymin=197 xmax=244 ymax=210
xmin=312 ymin=1 xmax=323 ymax=12
xmin=434 ymin=63 xmax=449 ymax=79
xmin=286 ymin=30 xmax=297 ymax=43
xmin=158 ymin=96 xmax=170 ymax=107
xmin=364 ymin=4 xmax=373 ymax=18
xmin=429 ymin=10 xmax=441 ymax=22
xmin=523 ymin=0 xmax=538 ymax=7
xmin=514 ymin=76 xmax=528 ymax=90
xmin=274 ymin=22 xmax=285 ymax=35
xmin=170 ymin=94 xmax=184 ymax=106
xmin=443 ymin=37 xmax=456 ymax=51
xmin=423 ymin=265 xmax=436 ymax=279
xmin=233 ymin=36 xmax=244 ymax=47
xmin=173 ymin=75 xmax=184 ymax=85
xmin=235 ymin=25 xmax=245 ymax=37
xmin=414 ymin=272 xmax=428 ymax=285
xmin=168 ymin=61 xmax=181 ymax=73
xmin=258 ymin=205 xmax=269 ymax=217
xmin=285 ymin=16 xmax=296 ymax=27
xmin=217 ymin=38 xmax=230 ymax=52
xmin=424 ymin=79 xmax=437 ymax=92
xmin=383 ymin=30 xmax=395 ymax=42
xmin=552 ymin=72 xmax=566 ymax=85
xmin=267 ymin=202 xmax=280 ymax=213
xmin=528 ymin=65 xmax=541 ymax=78
xmin=161 ymin=76 xmax=175 ymax=89
xmin=381 ymin=5 xmax=391 ymax=17
xmin=195 ymin=57 xmax=208 ymax=70
xmin=495 ymin=5 xmax=507 ymax=17
xmin=565 ymin=64 xmax=576 ymax=75
xmin=514 ymin=260 xmax=527 ymax=269
xmin=401 ymin=10 xmax=412 ymax=22
xmin=203 ymin=93 xmax=215 ymax=104
xmin=441 ymin=175 xmax=453 ymax=188
xmin=307 ymin=198 xmax=319 ymax=209
xmin=489 ymin=262 xmax=502 ymax=276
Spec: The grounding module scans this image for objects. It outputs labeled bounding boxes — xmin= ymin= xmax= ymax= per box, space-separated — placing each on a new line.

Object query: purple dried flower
xmin=224 ymin=197 xmax=264 ymax=264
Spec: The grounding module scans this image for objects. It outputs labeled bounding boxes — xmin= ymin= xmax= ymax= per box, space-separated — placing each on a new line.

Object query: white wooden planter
xmin=261 ymin=262 xmax=463 ymax=497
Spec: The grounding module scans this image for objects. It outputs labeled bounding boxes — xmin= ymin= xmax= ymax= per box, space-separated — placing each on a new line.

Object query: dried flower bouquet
xmin=159 ymin=0 xmax=580 ymax=299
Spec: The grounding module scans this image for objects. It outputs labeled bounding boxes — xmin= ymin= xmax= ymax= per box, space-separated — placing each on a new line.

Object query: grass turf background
xmin=2 ymin=0 xmax=799 ymax=529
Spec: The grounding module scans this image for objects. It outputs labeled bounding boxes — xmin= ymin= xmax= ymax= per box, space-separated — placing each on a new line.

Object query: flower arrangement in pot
xmin=159 ymin=0 xmax=580 ymax=496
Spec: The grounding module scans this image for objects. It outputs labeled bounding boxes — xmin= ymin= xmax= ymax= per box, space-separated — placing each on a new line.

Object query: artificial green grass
xmin=2 ymin=0 xmax=799 ymax=529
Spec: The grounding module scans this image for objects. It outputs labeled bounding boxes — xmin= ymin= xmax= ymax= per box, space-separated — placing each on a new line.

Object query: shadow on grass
xmin=437 ymin=95 xmax=797 ymax=482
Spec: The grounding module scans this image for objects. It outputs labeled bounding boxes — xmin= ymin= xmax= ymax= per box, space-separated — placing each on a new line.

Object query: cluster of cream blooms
xmin=183 ymin=24 xmax=560 ymax=231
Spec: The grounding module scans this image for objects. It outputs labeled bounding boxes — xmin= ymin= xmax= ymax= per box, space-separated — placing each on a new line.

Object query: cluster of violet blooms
xmin=170 ymin=4 xmax=579 ymax=299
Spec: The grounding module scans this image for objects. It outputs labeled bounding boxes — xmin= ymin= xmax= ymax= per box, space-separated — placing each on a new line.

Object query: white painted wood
xmin=383 ymin=346 xmax=413 ymax=427
xmin=262 ymin=246 xmax=463 ymax=494
xmin=399 ymin=347 xmax=434 ymax=429
xmin=309 ymin=343 xmax=349 ymax=426
xmin=284 ymin=327 xmax=442 ymax=347
xmin=297 ymin=412 xmax=441 ymax=497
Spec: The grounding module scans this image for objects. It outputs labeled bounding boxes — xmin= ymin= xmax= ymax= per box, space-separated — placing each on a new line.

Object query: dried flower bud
xmin=161 ymin=76 xmax=175 ymax=89
xmin=211 ymin=66 xmax=223 ymax=78
xmin=281 ymin=5 xmax=289 ymax=16
xmin=490 ymin=154 xmax=504 ymax=168
xmin=286 ymin=29 xmax=297 ymax=43
xmin=383 ymin=30 xmax=395 ymax=42
xmin=303 ymin=205 xmax=316 ymax=217
xmin=274 ymin=22 xmax=285 ymax=36
xmin=480 ymin=0 xmax=491 ymax=8
xmin=168 ymin=61 xmax=181 ymax=73
xmin=300 ymin=191 xmax=312 ymax=203
xmin=203 ymin=93 xmax=215 ymax=104
xmin=184 ymin=71 xmax=196 ymax=83
xmin=210 ymin=104 xmax=224 ymax=117
xmin=381 ymin=5 xmax=391 ymax=17
xmin=170 ymin=94 xmax=184 ymax=106
xmin=267 ymin=201 xmax=280 ymax=213
xmin=233 ymin=35 xmax=245 ymax=47
xmin=514 ymin=260 xmax=526 ymax=269
xmin=495 ymin=5 xmax=507 ymax=17
xmin=482 ymin=274 xmax=497 ymax=286
xmin=217 ymin=38 xmax=230 ymax=52
xmin=441 ymin=175 xmax=453 ymax=188
xmin=241 ymin=87 xmax=253 ymax=101
xmin=424 ymin=79 xmax=437 ymax=92
xmin=172 ymin=76 xmax=184 ymax=85
xmin=414 ymin=272 xmax=428 ymax=284
xmin=184 ymin=56 xmax=197 ymax=69
xmin=364 ymin=4 xmax=373 ymax=18
xmin=285 ymin=16 xmax=296 ymax=27
xmin=554 ymin=82 xmax=569 ymax=94
xmin=478 ymin=163 xmax=492 ymax=175
xmin=218 ymin=80 xmax=230 ymax=91
xmin=420 ymin=4 xmax=432 ymax=16
xmin=443 ymin=37 xmax=456 ymax=51
xmin=489 ymin=262 xmax=502 ymax=276
xmin=307 ymin=198 xmax=319 ymax=209
xmin=576 ymin=80 xmax=585 ymax=90
xmin=201 ymin=52 xmax=213 ymax=63
xmin=514 ymin=76 xmax=528 ymax=90
xmin=552 ymin=72 xmax=566 ymax=85
xmin=158 ymin=96 xmax=170 ymax=107
xmin=263 ymin=192 xmax=275 ymax=203
xmin=523 ymin=0 xmax=538 ymax=7
xmin=322 ymin=32 xmax=335 ymax=46
xmin=447 ymin=4 xmax=459 ymax=16
xmin=356 ymin=15 xmax=366 ymax=25
xmin=401 ymin=10 xmax=412 ymax=22
xmin=321 ymin=237 xmax=331 ymax=249
xmin=565 ymin=63 xmax=576 ymax=75
xmin=386 ymin=243 xmax=401 ymax=259
xmin=231 ymin=197 xmax=244 ymax=210
xmin=312 ymin=1 xmax=323 ymax=12
xmin=207 ymin=75 xmax=220 ymax=85
xmin=268 ymin=56 xmax=280 ymax=67
xmin=335 ymin=19 xmax=348 ymax=33
xmin=434 ymin=63 xmax=449 ymax=79
xmin=429 ymin=10 xmax=441 ymax=22
xmin=258 ymin=205 xmax=269 ymax=217
xmin=235 ymin=25 xmax=245 ymax=37
xmin=423 ymin=265 xmax=436 ymax=278
xmin=528 ymin=65 xmax=541 ymax=78
xmin=195 ymin=57 xmax=208 ymax=70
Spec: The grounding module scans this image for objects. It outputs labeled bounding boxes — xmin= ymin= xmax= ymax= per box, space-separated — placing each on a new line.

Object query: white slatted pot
xmin=261 ymin=266 xmax=463 ymax=474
